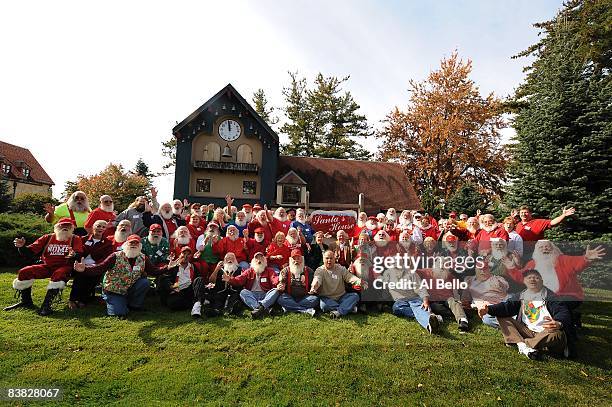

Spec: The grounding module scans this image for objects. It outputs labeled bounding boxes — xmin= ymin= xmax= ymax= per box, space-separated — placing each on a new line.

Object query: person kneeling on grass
xmin=73 ymin=234 xmax=166 ymax=318
xmin=6 ymin=217 xmax=83 ymax=316
xmin=381 ymin=266 xmax=440 ymax=334
xmin=276 ymin=249 xmax=318 ymax=317
xmin=476 ymin=269 xmax=572 ymax=360
xmin=222 ymin=252 xmax=280 ymax=319
xmin=308 ymin=250 xmax=367 ymax=319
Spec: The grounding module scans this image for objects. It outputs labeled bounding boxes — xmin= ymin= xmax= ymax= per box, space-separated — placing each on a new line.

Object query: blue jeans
xmin=278 ymin=293 xmax=319 ymax=312
xmin=392 ymin=298 xmax=431 ymax=329
xmin=482 ymin=314 xmax=499 ymax=329
xmin=102 ymin=277 xmax=150 ymax=316
xmin=320 ymin=292 xmax=359 ymax=316
xmin=240 ymin=288 xmax=280 ymax=310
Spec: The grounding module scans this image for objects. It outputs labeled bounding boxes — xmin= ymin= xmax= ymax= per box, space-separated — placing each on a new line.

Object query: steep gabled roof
xmin=277 ymin=155 xmax=421 ymax=212
xmin=0 ymin=140 xmax=54 ymax=185
xmin=172 ymin=83 xmax=279 ymax=144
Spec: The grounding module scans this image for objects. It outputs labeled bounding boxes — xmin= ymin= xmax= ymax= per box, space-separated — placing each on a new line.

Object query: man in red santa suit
xmin=248 ymin=208 xmax=274 ymax=244
xmin=245 ymin=227 xmax=268 ymax=262
xmin=213 ymin=224 xmax=249 ymax=270
xmin=110 ymin=220 xmax=132 ymax=252
xmin=169 ymin=226 xmax=196 ymax=258
xmin=513 ymin=205 xmax=575 ymax=258
xmin=470 ymin=214 xmax=509 ymax=255
xmin=271 ymin=207 xmax=291 ymax=235
xmin=373 ymin=229 xmax=396 ymax=257
xmin=285 ymin=227 xmax=305 ymax=252
xmin=417 ymin=215 xmax=440 ymax=241
xmin=362 ymin=216 xmax=380 ymax=239
xmin=84 ymin=195 xmax=116 ymax=235
xmin=242 ymin=203 xmax=254 ymax=222
xmin=6 ymin=218 xmax=83 ymax=316
xmin=504 ymin=240 xmax=605 ymax=315
xmin=352 ymin=212 xmax=368 ymax=238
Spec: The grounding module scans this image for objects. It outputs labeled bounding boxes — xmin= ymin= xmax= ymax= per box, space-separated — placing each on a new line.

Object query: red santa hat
xmin=254 ymin=227 xmax=265 ymax=234
xmin=126 ymin=234 xmax=141 ymax=243
xmin=290 ymin=248 xmax=303 ymax=258
xmin=56 ymin=217 xmax=76 ymax=226
xmin=242 ymin=203 xmax=252 ymax=209
xmin=149 ymin=223 xmax=162 ymax=231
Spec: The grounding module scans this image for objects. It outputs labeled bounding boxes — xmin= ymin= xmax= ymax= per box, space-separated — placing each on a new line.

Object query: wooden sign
xmin=310 ymin=210 xmax=357 ymax=234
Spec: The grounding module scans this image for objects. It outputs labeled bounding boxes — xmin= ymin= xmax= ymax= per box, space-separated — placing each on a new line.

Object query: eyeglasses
xmin=102 ymin=200 xmax=113 ymax=204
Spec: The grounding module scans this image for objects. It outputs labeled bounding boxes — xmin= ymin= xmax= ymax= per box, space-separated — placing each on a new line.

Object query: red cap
xmin=253 ymin=251 xmax=265 ymax=258
xmin=444 ymin=234 xmax=458 ymax=241
xmin=242 ymin=203 xmax=252 ymax=209
xmin=254 ymin=227 xmax=264 ymax=233
xmin=149 ymin=223 xmax=162 ymax=231
xmin=180 ymin=246 xmax=193 ymax=254
xmin=126 ymin=234 xmax=141 ymax=243
xmin=367 ymin=216 xmax=377 ymax=221
xmin=290 ymin=248 xmax=303 ymax=257
xmin=56 ymin=217 xmax=76 ymax=226
xmin=208 ymin=222 xmax=219 ymax=228
xmin=253 ymin=204 xmax=262 ymax=210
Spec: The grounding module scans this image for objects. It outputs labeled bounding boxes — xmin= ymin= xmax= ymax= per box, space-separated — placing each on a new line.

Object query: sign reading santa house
xmin=310 ymin=210 xmax=357 ymax=234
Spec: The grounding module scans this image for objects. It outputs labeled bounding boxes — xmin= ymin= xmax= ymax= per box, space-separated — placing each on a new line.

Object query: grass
xmin=0 ymin=269 xmax=610 ymax=406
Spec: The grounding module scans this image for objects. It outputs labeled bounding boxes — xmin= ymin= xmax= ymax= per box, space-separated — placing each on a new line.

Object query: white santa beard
xmin=177 ymin=237 xmax=191 ymax=245
xmin=483 ymin=225 xmax=496 ymax=233
xmin=235 ymin=218 xmax=247 ymax=227
xmin=224 ymin=263 xmax=238 ymax=273
xmin=227 ymin=234 xmax=238 ymax=242
xmin=357 ymin=220 xmax=366 ymax=228
xmin=491 ymin=249 xmax=507 ymax=260
xmin=251 ymin=262 xmax=265 ymax=274
xmin=245 ymin=213 xmax=253 ymax=222
xmin=69 ymin=202 xmax=89 ymax=212
xmin=386 ymin=214 xmax=397 ymax=221
xmin=533 ymin=255 xmax=560 ymax=292
xmin=172 ymin=207 xmax=182 ymax=215
xmin=275 ymin=215 xmax=288 ymax=222
xmin=289 ymin=262 xmax=304 ymax=278
xmin=55 ymin=230 xmax=72 ymax=241
xmin=366 ymin=222 xmax=377 ymax=230
xmin=467 ymin=226 xmax=478 ymax=234
xmin=115 ymin=230 xmax=128 ymax=242
xmin=374 ymin=240 xmax=389 ymax=247
xmin=148 ymin=235 xmax=162 ymax=244
xmin=254 ymin=235 xmax=264 ymax=243
xmin=160 ymin=211 xmax=173 ymax=220
xmin=400 ymin=218 xmax=411 ymax=226
xmin=123 ymin=246 xmax=142 ymax=258
xmin=399 ymin=241 xmax=411 ymax=249
xmin=297 ymin=216 xmax=306 ymax=223
xmin=102 ymin=204 xmax=114 ymax=213
xmin=286 ymin=235 xmax=298 ymax=245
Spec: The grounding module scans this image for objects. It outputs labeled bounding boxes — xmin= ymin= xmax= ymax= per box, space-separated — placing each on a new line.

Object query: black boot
xmin=38 ymin=288 xmax=60 ymax=316
xmin=4 ymin=287 xmax=35 ymax=311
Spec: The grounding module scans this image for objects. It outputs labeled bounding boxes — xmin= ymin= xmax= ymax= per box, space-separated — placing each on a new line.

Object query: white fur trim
xmin=46 ymin=280 xmax=66 ymax=290
xmin=13 ymin=278 xmax=34 ymax=290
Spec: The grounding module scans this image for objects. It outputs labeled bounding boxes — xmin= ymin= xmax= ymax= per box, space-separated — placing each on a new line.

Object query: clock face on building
xmin=218 ymin=119 xmax=241 ymax=141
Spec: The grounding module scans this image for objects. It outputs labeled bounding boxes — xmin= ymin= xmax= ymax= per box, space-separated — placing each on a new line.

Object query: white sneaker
xmin=517 ymin=343 xmax=539 ymax=359
xmin=352 ymin=306 xmax=358 ymax=314
xmin=305 ymin=308 xmax=316 ymax=317
xmin=191 ymin=301 xmax=202 ymax=317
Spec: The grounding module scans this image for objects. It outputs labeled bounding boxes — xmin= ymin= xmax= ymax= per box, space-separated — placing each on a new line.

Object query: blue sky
xmin=0 ymin=0 xmax=563 ymax=200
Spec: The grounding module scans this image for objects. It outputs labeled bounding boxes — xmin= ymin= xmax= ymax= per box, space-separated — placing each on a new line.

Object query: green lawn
xmin=0 ymin=270 xmax=610 ymax=406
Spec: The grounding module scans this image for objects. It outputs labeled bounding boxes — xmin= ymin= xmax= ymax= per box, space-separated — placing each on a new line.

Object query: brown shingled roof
xmin=0 ymin=140 xmax=54 ymax=185
xmin=277 ymin=155 xmax=421 ymax=213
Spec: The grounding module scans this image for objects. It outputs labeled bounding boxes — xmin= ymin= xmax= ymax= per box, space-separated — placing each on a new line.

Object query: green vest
xmin=103 ymin=252 xmax=146 ymax=295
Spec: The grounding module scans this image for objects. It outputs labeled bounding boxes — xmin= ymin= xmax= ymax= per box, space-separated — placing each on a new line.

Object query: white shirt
xmin=520 ymin=289 xmax=551 ymax=333
xmin=176 ymin=264 xmax=193 ymax=290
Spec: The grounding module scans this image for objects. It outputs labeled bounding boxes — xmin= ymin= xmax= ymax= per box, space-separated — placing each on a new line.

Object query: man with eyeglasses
xmin=84 ymin=195 xmax=117 ymax=235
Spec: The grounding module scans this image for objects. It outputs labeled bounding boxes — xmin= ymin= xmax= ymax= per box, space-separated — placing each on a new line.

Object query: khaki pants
xmin=430 ymin=298 xmax=467 ymax=323
xmin=498 ymin=317 xmax=566 ymax=354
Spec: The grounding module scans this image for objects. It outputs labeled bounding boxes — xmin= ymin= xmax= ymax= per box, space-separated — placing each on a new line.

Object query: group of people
xmin=5 ymin=190 xmax=606 ymax=361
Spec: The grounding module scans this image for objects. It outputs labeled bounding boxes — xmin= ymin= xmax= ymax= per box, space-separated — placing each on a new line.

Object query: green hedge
xmin=0 ymin=213 xmax=52 ymax=267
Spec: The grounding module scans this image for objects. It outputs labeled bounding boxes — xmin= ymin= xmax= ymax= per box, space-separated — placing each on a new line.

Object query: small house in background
xmin=172 ymin=84 xmax=421 ymax=214
xmin=0 ymin=140 xmax=54 ymax=198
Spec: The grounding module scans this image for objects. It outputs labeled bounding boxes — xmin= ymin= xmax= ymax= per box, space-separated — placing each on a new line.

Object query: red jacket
xmin=81 ymin=235 xmax=114 ymax=263
xmin=506 ymin=255 xmax=588 ymax=300
xmin=245 ymin=238 xmax=268 ymax=261
xmin=471 ymin=226 xmax=509 ymax=253
xmin=247 ymin=220 xmax=274 ymax=244
xmin=229 ymin=267 xmax=278 ymax=291
xmin=169 ymin=238 xmax=196 ymax=258
xmin=213 ymin=237 xmax=248 ymax=263
xmin=266 ymin=242 xmax=291 ymax=269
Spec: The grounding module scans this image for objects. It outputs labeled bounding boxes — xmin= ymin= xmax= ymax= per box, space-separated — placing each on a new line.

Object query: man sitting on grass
xmin=309 ymin=250 xmax=367 ymax=319
xmin=276 ymin=249 xmax=317 ymax=316
xmin=382 ymin=266 xmax=440 ymax=334
xmin=477 ymin=269 xmax=572 ymax=360
xmin=73 ymin=234 xmax=165 ymax=318
xmin=222 ymin=252 xmax=279 ymax=319
xmin=158 ymin=246 xmax=200 ymax=311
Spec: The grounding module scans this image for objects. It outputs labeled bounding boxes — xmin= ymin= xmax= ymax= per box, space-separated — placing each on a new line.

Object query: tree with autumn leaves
xmin=377 ymin=52 xmax=508 ymax=208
